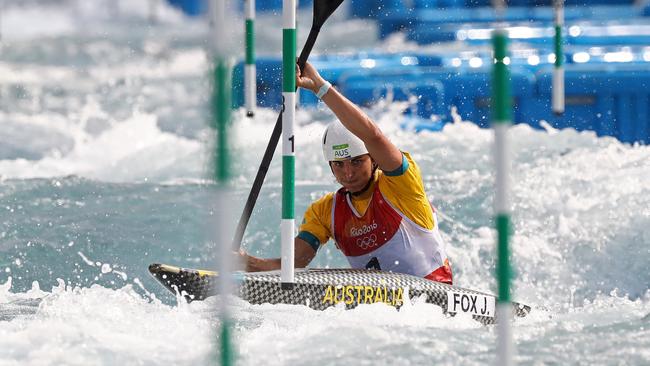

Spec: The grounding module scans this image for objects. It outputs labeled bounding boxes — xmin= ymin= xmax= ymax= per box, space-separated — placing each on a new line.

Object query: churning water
xmin=1 ymin=1 xmax=649 ymax=365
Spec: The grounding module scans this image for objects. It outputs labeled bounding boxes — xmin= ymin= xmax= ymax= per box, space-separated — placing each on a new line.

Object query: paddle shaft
xmin=232 ymin=25 xmax=326 ymax=251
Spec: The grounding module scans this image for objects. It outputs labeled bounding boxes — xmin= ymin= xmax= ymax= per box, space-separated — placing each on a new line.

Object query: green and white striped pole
xmin=491 ymin=1 xmax=513 ymax=364
xmin=493 ymin=24 xmax=514 ymax=366
xmin=209 ymin=0 xmax=234 ymax=365
xmin=281 ymin=0 xmax=296 ymax=289
xmin=553 ymin=0 xmax=565 ymax=115
xmin=244 ymin=0 xmax=256 ymax=118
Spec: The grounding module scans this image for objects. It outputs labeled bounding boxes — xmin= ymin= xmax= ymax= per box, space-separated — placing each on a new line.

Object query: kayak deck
xmin=149 ymin=263 xmax=531 ymax=325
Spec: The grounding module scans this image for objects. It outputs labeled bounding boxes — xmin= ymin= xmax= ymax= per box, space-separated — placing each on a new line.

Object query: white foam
xmin=0 ymin=112 xmax=203 ymax=182
xmin=0 ymin=0 xmax=192 ymax=41
xmin=0 ymin=283 xmax=212 ymax=364
xmin=1 ymin=5 xmax=76 ymax=40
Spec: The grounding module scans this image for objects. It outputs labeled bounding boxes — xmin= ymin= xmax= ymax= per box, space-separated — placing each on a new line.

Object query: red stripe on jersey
xmin=333 ymin=185 xmax=402 ymax=257
xmin=424 ymin=259 xmax=453 ymax=285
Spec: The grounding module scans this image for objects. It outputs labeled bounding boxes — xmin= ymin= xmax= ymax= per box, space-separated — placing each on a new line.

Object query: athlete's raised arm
xmin=297 ymin=61 xmax=403 ymax=172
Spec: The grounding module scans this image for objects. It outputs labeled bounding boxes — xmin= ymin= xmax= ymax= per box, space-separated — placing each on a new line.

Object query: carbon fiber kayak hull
xmin=149 ymin=263 xmax=531 ymax=325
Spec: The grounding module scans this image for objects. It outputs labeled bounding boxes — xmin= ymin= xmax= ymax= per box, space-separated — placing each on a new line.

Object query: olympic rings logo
xmin=356 ymin=234 xmax=378 ymax=250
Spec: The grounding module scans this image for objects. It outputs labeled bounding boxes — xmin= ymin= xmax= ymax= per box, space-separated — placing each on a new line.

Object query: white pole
xmin=281 ymin=0 xmax=296 ymax=289
xmin=244 ymin=0 xmax=256 ymax=117
xmin=552 ymin=0 xmax=565 ymax=115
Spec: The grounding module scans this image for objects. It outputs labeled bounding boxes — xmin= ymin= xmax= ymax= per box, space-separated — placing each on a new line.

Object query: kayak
xmin=149 ymin=263 xmax=531 ymax=325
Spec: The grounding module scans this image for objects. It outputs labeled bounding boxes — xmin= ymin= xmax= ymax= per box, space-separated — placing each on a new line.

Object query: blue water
xmin=1 ymin=1 xmax=649 ymax=365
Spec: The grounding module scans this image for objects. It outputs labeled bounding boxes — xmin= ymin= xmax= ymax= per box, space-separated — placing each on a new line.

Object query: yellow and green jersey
xmin=298 ymin=152 xmax=452 ymax=284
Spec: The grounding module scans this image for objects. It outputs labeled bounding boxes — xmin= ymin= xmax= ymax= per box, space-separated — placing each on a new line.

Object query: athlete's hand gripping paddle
xmin=232 ymin=0 xmax=346 ymax=250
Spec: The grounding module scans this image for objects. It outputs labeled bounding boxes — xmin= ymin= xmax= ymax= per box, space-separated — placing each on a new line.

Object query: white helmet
xmin=321 ymin=120 xmax=368 ymax=162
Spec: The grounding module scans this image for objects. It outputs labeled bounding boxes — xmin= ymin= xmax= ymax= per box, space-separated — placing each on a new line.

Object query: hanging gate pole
xmin=244 ymin=0 xmax=256 ymax=117
xmin=552 ymin=0 xmax=565 ymax=115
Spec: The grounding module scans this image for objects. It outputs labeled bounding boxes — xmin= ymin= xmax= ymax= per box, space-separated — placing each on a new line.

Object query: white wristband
xmin=316 ymin=81 xmax=331 ymax=99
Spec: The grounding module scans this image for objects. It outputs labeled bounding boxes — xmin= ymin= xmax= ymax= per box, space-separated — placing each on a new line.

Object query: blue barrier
xmin=352 ymin=0 xmax=635 ymax=15
xmin=565 ymin=47 xmax=650 ymax=65
xmin=333 ymin=62 xmax=649 ymax=144
xmin=235 ymin=0 xmax=313 ymax=12
xmin=250 ymin=0 xmax=282 ymax=12
xmin=529 ymin=0 xmax=630 ymax=6
xmin=232 ymin=53 xmax=443 ymax=109
xmin=567 ymin=35 xmax=650 ymax=46
xmin=337 ymin=72 xmax=446 ymax=118
xmin=415 ymin=0 xmax=465 ymax=9
xmin=379 ymin=5 xmax=644 ymax=39
xmin=164 ymin=0 xmax=313 ymax=16
xmin=405 ymin=21 xmax=650 ymax=47
xmin=334 ymin=63 xmax=650 ymax=144
xmin=358 ymin=0 xmax=636 ymax=13
xmin=380 ymin=7 xmax=531 ymax=39
xmin=349 ymin=0 xmax=406 ymax=19
xmin=168 ymin=0 xmax=641 ymax=18
xmin=166 ymin=0 xmax=204 ymax=17
xmin=433 ymin=46 xmax=648 ymax=71
xmin=230 ymin=51 xmax=650 ymax=145
xmin=530 ymin=65 xmax=650 ymax=144
xmin=337 ymin=67 xmax=536 ymax=128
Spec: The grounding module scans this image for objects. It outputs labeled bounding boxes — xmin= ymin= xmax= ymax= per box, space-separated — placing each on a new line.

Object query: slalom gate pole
xmin=552 ymin=0 xmax=565 ymax=115
xmin=231 ymin=0 xmax=345 ymax=253
xmin=492 ymin=1 xmax=513 ymax=365
xmin=209 ymin=0 xmax=235 ymax=364
xmin=244 ymin=0 xmax=256 ymax=117
xmin=281 ymin=0 xmax=297 ymax=290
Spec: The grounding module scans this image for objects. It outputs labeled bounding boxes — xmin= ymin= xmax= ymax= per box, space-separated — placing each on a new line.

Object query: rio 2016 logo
xmin=350 ymin=221 xmax=378 ymax=237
